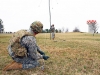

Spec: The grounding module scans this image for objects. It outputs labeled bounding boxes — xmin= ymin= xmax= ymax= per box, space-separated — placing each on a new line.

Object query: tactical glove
xmin=43 ymin=55 xmax=49 ymax=60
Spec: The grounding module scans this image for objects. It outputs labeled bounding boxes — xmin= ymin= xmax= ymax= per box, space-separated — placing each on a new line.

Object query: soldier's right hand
xmin=43 ymin=55 xmax=49 ymax=60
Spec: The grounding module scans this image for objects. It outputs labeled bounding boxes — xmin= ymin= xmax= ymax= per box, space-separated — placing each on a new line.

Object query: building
xmin=87 ymin=20 xmax=96 ymax=33
xmin=88 ymin=24 xmax=94 ymax=33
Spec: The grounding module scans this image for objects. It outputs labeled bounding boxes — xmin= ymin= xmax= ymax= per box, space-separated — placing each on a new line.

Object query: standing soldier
xmin=3 ymin=21 xmax=49 ymax=71
xmin=50 ymin=24 xmax=55 ymax=40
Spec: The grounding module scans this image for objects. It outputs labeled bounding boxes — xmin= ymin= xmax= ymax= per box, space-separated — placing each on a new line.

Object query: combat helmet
xmin=30 ymin=21 xmax=43 ymax=33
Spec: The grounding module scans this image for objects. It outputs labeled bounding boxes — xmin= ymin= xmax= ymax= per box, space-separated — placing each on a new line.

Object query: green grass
xmin=0 ymin=33 xmax=100 ymax=75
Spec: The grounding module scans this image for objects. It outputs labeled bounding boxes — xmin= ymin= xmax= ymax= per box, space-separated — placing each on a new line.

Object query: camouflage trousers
xmin=8 ymin=46 xmax=39 ymax=69
xmin=51 ymin=32 xmax=55 ymax=39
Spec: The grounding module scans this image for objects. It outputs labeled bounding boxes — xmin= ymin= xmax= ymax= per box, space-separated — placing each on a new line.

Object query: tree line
xmin=0 ymin=18 xmax=99 ymax=35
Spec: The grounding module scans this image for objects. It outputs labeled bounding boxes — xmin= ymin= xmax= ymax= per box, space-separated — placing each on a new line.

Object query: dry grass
xmin=0 ymin=33 xmax=100 ymax=75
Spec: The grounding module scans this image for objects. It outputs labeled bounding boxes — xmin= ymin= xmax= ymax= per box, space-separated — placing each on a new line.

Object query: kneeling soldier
xmin=3 ymin=21 xmax=49 ymax=71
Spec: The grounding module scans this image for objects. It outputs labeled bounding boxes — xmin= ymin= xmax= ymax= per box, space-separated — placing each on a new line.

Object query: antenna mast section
xmin=49 ymin=0 xmax=51 ymax=39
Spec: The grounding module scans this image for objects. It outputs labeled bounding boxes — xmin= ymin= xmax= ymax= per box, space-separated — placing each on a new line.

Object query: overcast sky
xmin=0 ymin=0 xmax=100 ymax=32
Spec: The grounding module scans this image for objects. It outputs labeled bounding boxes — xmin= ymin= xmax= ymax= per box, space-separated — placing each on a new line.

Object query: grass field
xmin=0 ymin=33 xmax=100 ymax=75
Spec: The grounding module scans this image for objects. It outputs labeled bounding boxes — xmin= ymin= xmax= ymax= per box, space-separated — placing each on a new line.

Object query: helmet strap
xmin=32 ymin=29 xmax=39 ymax=35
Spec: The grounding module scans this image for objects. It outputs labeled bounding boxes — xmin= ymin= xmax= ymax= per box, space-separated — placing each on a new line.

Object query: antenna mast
xmin=49 ymin=0 xmax=51 ymax=39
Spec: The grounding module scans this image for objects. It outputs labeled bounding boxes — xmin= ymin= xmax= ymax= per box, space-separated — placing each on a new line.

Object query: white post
xmin=49 ymin=0 xmax=51 ymax=39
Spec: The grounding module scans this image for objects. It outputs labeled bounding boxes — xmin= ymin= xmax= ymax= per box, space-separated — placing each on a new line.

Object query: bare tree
xmin=0 ymin=19 xmax=4 ymax=33
xmin=73 ymin=27 xmax=80 ymax=32
xmin=0 ymin=19 xmax=3 ymax=25
xmin=90 ymin=23 xmax=99 ymax=36
xmin=58 ymin=29 xmax=61 ymax=33
xmin=65 ymin=28 xmax=68 ymax=33
xmin=61 ymin=27 xmax=64 ymax=33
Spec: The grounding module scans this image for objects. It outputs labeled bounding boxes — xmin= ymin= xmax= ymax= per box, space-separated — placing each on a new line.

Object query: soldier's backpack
xmin=9 ymin=29 xmax=34 ymax=57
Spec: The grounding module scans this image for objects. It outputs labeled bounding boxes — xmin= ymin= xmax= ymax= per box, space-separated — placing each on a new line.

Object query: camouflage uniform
xmin=50 ymin=25 xmax=55 ymax=40
xmin=8 ymin=29 xmax=43 ymax=69
xmin=7 ymin=21 xmax=49 ymax=69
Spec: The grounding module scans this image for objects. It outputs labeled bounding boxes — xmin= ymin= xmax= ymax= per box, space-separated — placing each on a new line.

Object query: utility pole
xmin=49 ymin=0 xmax=51 ymax=39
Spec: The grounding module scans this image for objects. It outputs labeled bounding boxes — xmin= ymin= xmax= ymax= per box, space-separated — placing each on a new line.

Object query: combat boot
xmin=3 ymin=61 xmax=22 ymax=71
